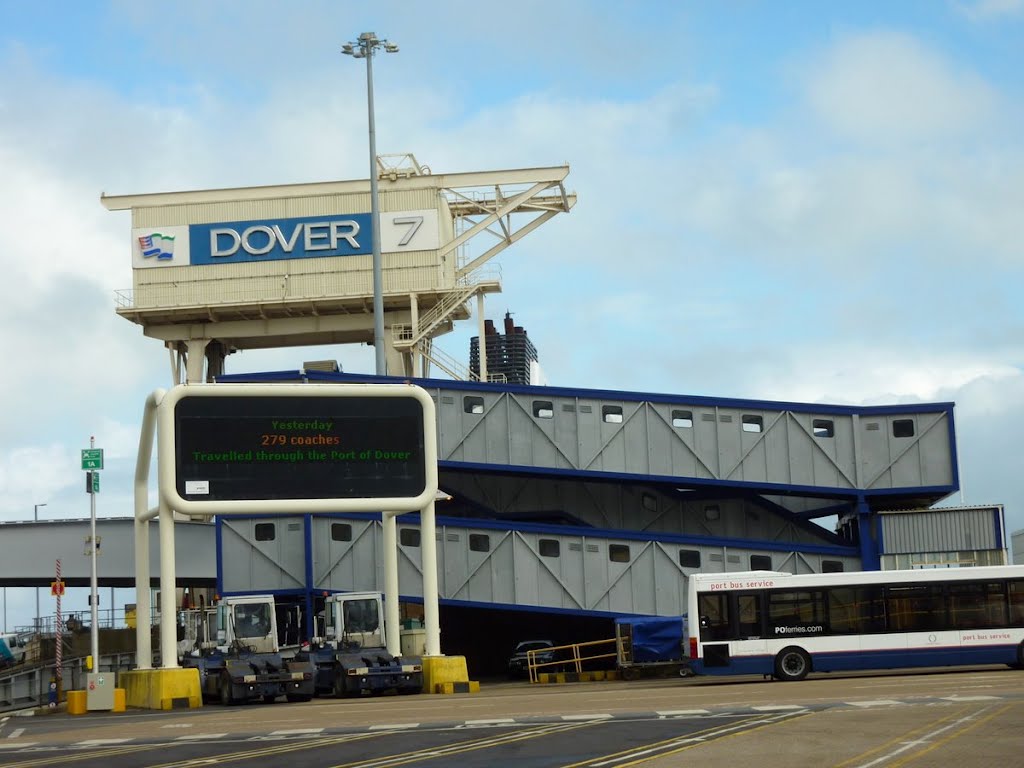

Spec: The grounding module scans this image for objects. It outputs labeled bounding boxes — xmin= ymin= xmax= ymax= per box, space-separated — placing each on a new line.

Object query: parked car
xmin=508 ymin=639 xmax=556 ymax=678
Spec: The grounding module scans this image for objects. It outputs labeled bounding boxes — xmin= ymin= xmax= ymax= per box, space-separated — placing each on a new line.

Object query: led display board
xmin=157 ymin=383 xmax=437 ymax=515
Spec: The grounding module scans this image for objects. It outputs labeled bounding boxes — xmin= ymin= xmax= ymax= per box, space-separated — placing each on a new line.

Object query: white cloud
xmin=954 ymin=0 xmax=1024 ymax=22
xmin=806 ymin=31 xmax=997 ymax=145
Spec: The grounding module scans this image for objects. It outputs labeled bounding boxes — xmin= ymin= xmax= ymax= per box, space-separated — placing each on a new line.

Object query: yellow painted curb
xmin=434 ymin=680 xmax=480 ymax=694
xmin=535 ymin=670 xmax=620 ymax=684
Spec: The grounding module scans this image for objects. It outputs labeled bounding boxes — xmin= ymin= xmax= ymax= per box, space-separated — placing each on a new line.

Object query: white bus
xmin=688 ymin=566 xmax=1024 ymax=681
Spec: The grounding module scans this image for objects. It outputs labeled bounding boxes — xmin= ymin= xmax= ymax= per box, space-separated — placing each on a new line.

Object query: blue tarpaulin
xmin=616 ymin=616 xmax=685 ymax=663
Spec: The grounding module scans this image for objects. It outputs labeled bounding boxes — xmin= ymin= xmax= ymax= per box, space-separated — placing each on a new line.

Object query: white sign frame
xmin=156 ymin=382 xmax=438 ymax=516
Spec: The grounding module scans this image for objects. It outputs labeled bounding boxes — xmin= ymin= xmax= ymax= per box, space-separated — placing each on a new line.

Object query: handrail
xmin=526 ymin=638 xmax=619 ymax=683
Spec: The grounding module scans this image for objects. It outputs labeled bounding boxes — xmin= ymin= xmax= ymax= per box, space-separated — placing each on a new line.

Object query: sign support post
xmin=87 ymin=438 xmax=99 ymax=667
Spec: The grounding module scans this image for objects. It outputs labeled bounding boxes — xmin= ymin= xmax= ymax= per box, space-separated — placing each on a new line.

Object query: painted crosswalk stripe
xmin=76 ymin=738 xmax=133 ymax=745
xmin=942 ymin=695 xmax=1002 ymax=702
xmin=369 ymin=723 xmax=420 ymax=730
xmin=657 ymin=709 xmax=711 ymax=716
xmin=561 ymin=714 xmax=613 ymax=721
xmin=751 ymin=705 xmax=804 ymax=711
xmin=269 ymin=728 xmax=324 ymax=735
xmin=847 ymin=700 xmax=904 ymax=707
xmin=7 ymin=729 xmax=25 ymax=739
xmin=465 ymin=719 xmax=516 ymax=725
xmin=176 ymin=733 xmax=228 ymax=741
xmin=0 ymin=743 xmax=36 ymax=749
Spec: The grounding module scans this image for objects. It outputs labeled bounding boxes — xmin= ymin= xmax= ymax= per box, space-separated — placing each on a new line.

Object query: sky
xmin=1 ymin=0 xmax=1023 ymax=629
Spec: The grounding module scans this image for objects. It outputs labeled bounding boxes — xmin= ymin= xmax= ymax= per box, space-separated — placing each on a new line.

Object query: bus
xmin=688 ymin=565 xmax=1024 ymax=681
xmin=0 ymin=633 xmax=28 ymax=669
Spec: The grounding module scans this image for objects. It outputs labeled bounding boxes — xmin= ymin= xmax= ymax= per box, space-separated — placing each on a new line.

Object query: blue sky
xmin=1 ymin=0 xmax=1023 ymax=627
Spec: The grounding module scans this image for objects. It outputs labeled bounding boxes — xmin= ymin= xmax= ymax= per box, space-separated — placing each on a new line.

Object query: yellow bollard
xmin=67 ymin=690 xmax=87 ymax=715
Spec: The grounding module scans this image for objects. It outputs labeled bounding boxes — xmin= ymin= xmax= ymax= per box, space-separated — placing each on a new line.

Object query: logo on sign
xmin=138 ymin=232 xmax=175 ymax=261
xmin=131 ymin=225 xmax=190 ymax=268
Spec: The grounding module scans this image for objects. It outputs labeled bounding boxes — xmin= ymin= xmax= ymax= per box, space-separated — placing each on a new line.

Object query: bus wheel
xmin=774 ymin=647 xmax=811 ymax=682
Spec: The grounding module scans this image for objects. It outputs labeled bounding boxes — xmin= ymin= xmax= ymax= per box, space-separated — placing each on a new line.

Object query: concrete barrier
xmin=119 ymin=668 xmax=202 ymax=710
xmin=421 ymin=656 xmax=478 ymax=694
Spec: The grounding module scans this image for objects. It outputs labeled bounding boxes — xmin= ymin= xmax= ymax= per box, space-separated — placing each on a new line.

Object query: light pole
xmin=33 ymin=503 xmax=46 ymax=632
xmin=342 ymin=31 xmax=399 ymax=376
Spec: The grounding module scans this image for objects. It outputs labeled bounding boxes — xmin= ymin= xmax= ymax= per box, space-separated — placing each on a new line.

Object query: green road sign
xmin=91 ymin=472 xmax=100 ymax=493
xmin=81 ymin=448 xmax=103 ymax=470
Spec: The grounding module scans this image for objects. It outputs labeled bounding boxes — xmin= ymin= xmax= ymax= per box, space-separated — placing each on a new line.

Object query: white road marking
xmin=368 ymin=723 xmax=420 ymax=730
xmin=851 ymin=708 xmax=993 ymax=768
xmin=561 ymin=714 xmax=613 ymax=721
xmin=175 ymin=733 xmax=229 ymax=740
xmin=657 ymin=709 xmax=711 ymax=716
xmin=76 ymin=738 xmax=133 ymax=745
xmin=269 ymin=728 xmax=324 ymax=735
xmin=751 ymin=705 xmax=804 ymax=711
xmin=847 ymin=700 xmax=905 ymax=707
xmin=0 ymin=743 xmax=36 ymax=749
xmin=7 ymin=728 xmax=25 ymax=739
xmin=942 ymin=695 xmax=1001 ymax=701
xmin=465 ymin=719 xmax=516 ymax=725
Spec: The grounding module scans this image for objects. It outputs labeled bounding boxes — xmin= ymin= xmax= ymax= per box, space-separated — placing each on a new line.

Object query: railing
xmin=418 ymin=343 xmax=479 ymax=383
xmin=25 ymin=607 xmax=137 ymax=637
xmin=526 ymin=638 xmax=619 ymax=684
xmin=393 ymin=269 xmax=502 ymax=347
xmin=0 ymin=652 xmax=137 ymax=714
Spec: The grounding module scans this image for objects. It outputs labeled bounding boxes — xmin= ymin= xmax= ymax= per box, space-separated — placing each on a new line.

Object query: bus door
xmin=696 ymin=591 xmax=732 ymax=668
xmin=696 ymin=591 xmax=766 ymax=668
xmin=732 ymin=592 xmax=767 ymax=660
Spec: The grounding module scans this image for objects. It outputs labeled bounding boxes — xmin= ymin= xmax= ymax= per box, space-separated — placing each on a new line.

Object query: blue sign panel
xmin=189 ymin=213 xmax=373 ymax=265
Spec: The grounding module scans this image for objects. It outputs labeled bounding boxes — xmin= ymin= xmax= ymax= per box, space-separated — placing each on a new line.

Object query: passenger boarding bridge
xmin=213 ymin=370 xmax=963 ymax=656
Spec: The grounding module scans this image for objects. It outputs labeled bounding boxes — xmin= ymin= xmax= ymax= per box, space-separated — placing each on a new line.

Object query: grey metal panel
xmin=311 ymin=518 xmax=381 ymax=593
xmin=431 ymin=387 xmax=953 ymax=495
xmin=0 ymin=519 xmax=215 ymax=585
xmin=220 ymin=517 xmax=305 ymax=592
xmin=860 ymin=414 xmax=953 ymax=491
xmin=880 ymin=507 xmax=999 ymax=554
xmin=1013 ymin=530 xmax=1024 ymax=565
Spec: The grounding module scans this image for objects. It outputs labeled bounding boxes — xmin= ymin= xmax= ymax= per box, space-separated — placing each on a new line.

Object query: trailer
xmin=615 ymin=616 xmax=692 ymax=680
xmin=299 ymin=592 xmax=423 ymax=697
xmin=179 ymin=595 xmax=315 ymax=705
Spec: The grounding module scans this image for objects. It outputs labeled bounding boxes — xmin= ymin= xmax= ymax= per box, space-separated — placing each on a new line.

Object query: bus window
xmin=885 ymin=584 xmax=945 ymax=632
xmin=697 ymin=593 xmax=731 ymax=641
xmin=768 ymin=590 xmax=825 ymax=633
xmin=828 ymin=586 xmax=884 ymax=634
xmin=737 ymin=594 xmax=763 ymax=639
xmin=1009 ymin=580 xmax=1024 ymax=626
xmin=949 ymin=582 xmax=1008 ymax=629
